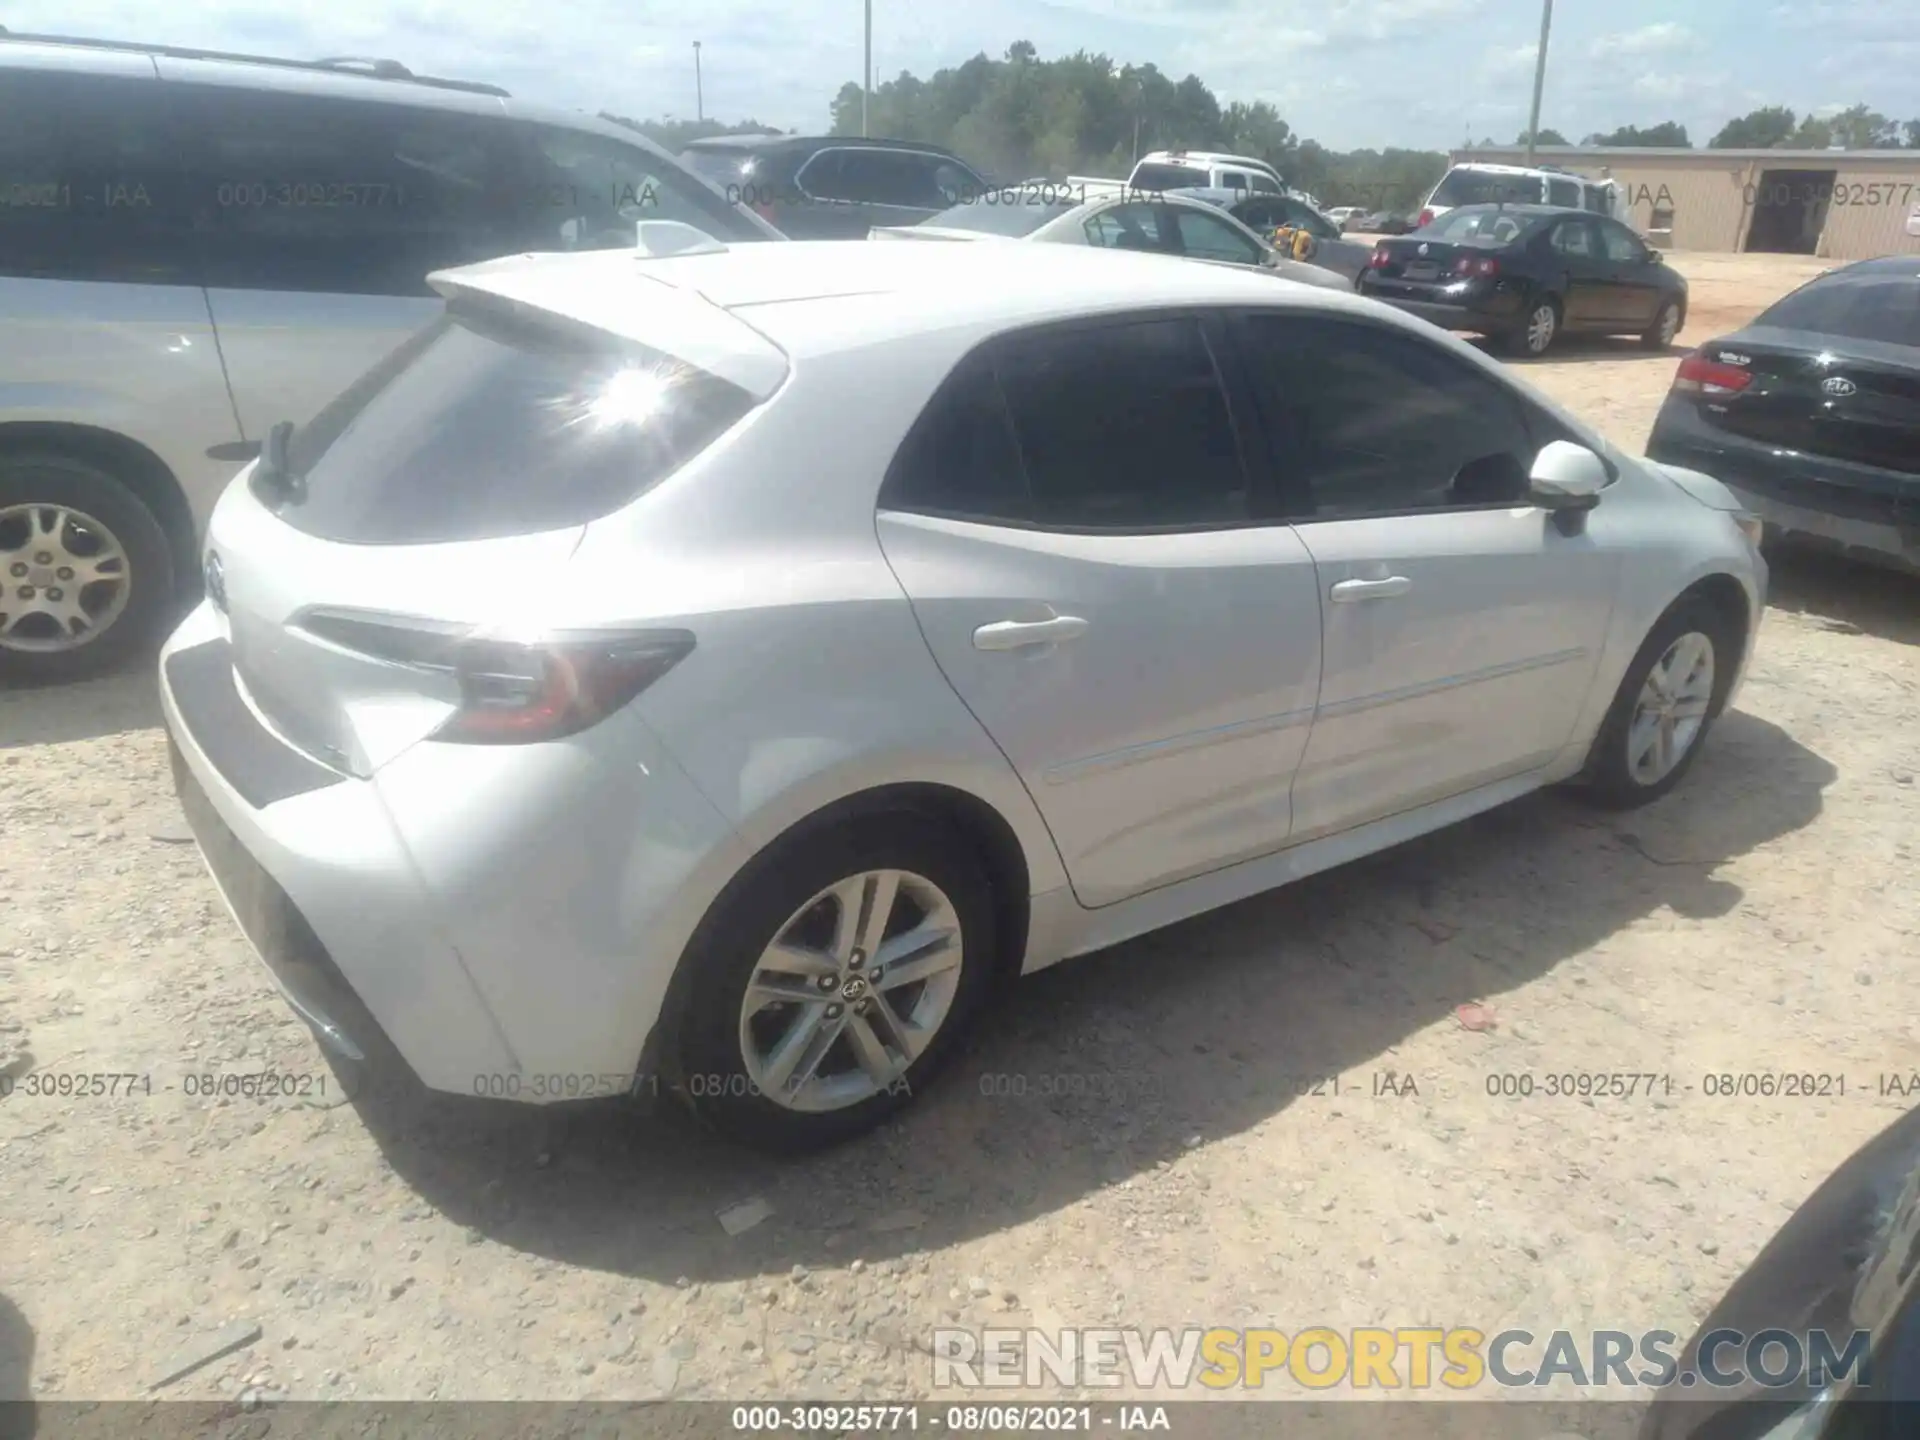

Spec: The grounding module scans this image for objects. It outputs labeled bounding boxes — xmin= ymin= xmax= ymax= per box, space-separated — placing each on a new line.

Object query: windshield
xmin=920 ymin=198 xmax=1076 ymax=236
xmin=1131 ymin=162 xmax=1209 ymax=192
xmin=1424 ymin=207 xmax=1541 ymax=244
xmin=1430 ymin=168 xmax=1544 ymax=207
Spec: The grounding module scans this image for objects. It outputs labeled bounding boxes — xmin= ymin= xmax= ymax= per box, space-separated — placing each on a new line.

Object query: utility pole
xmin=1523 ymin=0 xmax=1553 ymax=166
xmin=693 ymin=41 xmax=703 ymax=123
xmin=862 ymin=0 xmax=872 ymax=136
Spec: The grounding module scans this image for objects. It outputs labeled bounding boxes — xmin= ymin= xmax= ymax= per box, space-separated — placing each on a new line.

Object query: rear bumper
xmin=1356 ymin=279 xmax=1526 ymax=333
xmin=158 ymin=599 xmax=746 ymax=1102
xmin=1648 ymin=400 xmax=1920 ymax=571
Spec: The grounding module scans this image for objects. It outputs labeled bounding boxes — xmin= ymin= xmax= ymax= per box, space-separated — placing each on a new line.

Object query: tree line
xmin=607 ymin=43 xmax=1920 ymax=217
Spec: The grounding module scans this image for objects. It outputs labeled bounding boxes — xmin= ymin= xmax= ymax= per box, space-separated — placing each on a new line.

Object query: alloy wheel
xmin=1526 ymin=304 xmax=1557 ymax=355
xmin=0 ymin=503 xmax=132 ymax=653
xmin=738 ymin=868 xmax=965 ymax=1113
xmin=1627 ymin=631 xmax=1716 ymax=785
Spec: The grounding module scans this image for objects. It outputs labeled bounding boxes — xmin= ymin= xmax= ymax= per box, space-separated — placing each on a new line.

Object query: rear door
xmin=874 ymin=313 xmax=1324 ymax=909
xmin=1230 ymin=310 xmax=1619 ymax=840
xmin=1544 ymin=215 xmax=1610 ymax=326
xmin=162 ymin=70 xmax=519 ymax=440
xmin=0 ymin=62 xmax=243 ymax=531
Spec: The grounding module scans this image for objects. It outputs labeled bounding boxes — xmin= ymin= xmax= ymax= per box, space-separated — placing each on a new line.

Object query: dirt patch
xmin=2 ymin=250 xmax=1916 ymax=1408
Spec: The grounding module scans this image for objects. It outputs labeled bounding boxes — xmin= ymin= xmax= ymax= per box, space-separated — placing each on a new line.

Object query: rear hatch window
xmin=1130 ymin=163 xmax=1209 ymax=192
xmin=922 ymin=199 xmax=1076 ymax=236
xmin=1430 ymin=169 xmax=1541 ymax=207
xmin=1757 ymin=275 xmax=1920 ymax=349
xmin=275 ymin=304 xmax=757 ymax=545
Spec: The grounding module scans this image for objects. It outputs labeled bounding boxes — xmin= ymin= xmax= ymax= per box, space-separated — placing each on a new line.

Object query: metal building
xmin=1452 ymin=145 xmax=1920 ymax=261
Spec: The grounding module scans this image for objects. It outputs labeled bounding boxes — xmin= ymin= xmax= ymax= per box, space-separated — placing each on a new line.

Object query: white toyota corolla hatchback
xmin=159 ymin=238 xmax=1766 ymax=1152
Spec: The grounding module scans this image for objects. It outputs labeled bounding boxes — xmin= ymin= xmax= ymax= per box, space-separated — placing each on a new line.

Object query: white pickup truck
xmin=1065 ymin=150 xmax=1319 ymax=207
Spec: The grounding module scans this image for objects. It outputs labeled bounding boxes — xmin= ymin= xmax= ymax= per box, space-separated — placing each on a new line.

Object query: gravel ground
xmin=3 ymin=250 xmax=1917 ymax=1412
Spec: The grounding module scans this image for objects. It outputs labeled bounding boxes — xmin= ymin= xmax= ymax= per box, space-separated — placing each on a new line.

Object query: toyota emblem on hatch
xmin=1822 ymin=376 xmax=1857 ymax=397
xmin=203 ymin=550 xmax=227 ymax=612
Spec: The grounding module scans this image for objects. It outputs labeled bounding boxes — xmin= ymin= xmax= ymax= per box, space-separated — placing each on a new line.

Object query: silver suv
xmin=0 ymin=32 xmax=778 ymax=681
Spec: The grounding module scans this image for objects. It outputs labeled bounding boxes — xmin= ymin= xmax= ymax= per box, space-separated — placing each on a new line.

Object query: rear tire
xmin=0 ymin=452 xmax=175 ymax=683
xmin=1574 ymin=597 xmax=1737 ymax=810
xmin=674 ymin=813 xmax=997 ymax=1154
xmin=1506 ymin=296 xmax=1561 ymax=357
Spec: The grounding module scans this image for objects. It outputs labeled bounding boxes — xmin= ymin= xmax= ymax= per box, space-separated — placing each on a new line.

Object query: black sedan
xmin=1646 ymin=256 xmax=1920 ymax=574
xmin=1640 ymin=1103 xmax=1920 ymax=1440
xmin=1357 ymin=202 xmax=1689 ymax=357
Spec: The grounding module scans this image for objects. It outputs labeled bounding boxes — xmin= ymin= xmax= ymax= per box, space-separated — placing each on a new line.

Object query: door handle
xmin=1329 ymin=576 xmax=1412 ymax=602
xmin=972 ymin=615 xmax=1090 ymax=651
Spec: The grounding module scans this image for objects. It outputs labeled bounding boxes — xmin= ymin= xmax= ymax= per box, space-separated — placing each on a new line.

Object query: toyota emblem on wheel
xmin=1822 ymin=376 xmax=1857 ymax=397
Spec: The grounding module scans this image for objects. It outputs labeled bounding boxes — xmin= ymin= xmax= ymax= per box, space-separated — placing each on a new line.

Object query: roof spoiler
xmin=427 ymin=254 xmax=791 ymax=401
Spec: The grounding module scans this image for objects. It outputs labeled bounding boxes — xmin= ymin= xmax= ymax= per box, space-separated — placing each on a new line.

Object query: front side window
xmin=1220 ymin=171 xmax=1249 ymax=192
xmin=1548 ymin=177 xmax=1581 ymax=207
xmin=0 ymin=70 xmax=194 ymax=285
xmin=1249 ymin=173 xmax=1283 ymax=194
xmin=1599 ymin=220 xmax=1647 ymax=264
xmin=992 ymin=318 xmax=1249 ymax=528
xmin=1238 ymin=314 xmax=1541 ymax=517
xmin=1171 ymin=208 xmax=1263 ymax=265
xmin=509 ymin=125 xmax=767 ymax=251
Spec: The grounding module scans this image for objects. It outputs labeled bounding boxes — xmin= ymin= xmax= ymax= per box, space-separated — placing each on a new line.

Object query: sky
xmin=9 ymin=0 xmax=1917 ymax=151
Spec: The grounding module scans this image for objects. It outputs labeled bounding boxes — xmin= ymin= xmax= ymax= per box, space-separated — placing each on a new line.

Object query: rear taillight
xmin=435 ymin=633 xmax=695 ymax=743
xmin=1672 ymin=349 xmax=1753 ymax=396
xmin=1416 ymin=208 xmax=1435 ymax=228
xmin=1452 ymin=255 xmax=1500 ymax=278
xmin=1370 ymin=244 xmax=1392 ymax=268
xmin=296 ymin=612 xmax=695 ymax=744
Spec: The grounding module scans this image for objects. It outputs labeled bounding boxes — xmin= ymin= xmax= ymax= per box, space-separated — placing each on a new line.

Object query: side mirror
xmin=1529 ymin=440 xmax=1608 ymax=535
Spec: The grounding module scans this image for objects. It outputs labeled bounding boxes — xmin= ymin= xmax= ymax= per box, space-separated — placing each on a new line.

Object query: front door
xmin=1597 ymin=218 xmax=1664 ymax=329
xmin=1545 ymin=216 xmax=1612 ymax=328
xmin=1231 ymin=310 xmax=1620 ymax=840
xmin=875 ymin=314 xmax=1324 ymax=908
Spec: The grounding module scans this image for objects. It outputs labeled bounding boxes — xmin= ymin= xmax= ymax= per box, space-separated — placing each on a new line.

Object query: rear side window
xmin=0 ymin=70 xmax=195 ymax=285
xmin=1084 ymin=203 xmax=1167 ymax=252
xmin=175 ymin=85 xmax=522 ymax=296
xmin=994 ymin=318 xmax=1248 ymax=528
xmin=276 ymin=307 xmax=757 ymax=544
xmin=1547 ymin=177 xmax=1580 ymax=207
xmin=1249 ymin=174 xmax=1282 ymax=195
xmin=1757 ymin=276 xmax=1920 ymax=349
xmin=879 ymin=363 xmax=1030 ymax=521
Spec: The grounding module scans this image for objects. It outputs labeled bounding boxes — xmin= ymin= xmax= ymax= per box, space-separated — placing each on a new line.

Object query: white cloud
xmin=1588 ymin=23 xmax=1697 ymax=59
xmin=1479 ymin=41 xmax=1538 ymax=79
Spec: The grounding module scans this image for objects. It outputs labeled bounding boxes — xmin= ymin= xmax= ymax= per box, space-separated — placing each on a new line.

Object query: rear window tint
xmin=276 ymin=308 xmax=756 ymax=545
xmin=1757 ymin=276 xmax=1920 ymax=349
xmin=1130 ymin=163 xmax=1209 ymax=192
xmin=1431 ymin=169 xmax=1541 ymax=207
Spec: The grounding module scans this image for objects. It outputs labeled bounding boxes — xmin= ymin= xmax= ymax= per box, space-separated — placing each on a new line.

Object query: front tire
xmin=0 ymin=452 xmax=175 ymax=683
xmin=1642 ymin=299 xmax=1683 ymax=350
xmin=675 ymin=813 xmax=997 ymax=1154
xmin=1576 ymin=598 xmax=1737 ymax=809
